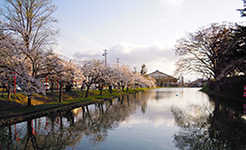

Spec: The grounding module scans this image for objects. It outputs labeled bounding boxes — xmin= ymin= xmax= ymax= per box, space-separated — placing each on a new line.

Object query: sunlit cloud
xmin=108 ymin=41 xmax=178 ymax=74
xmin=64 ymin=40 xmax=179 ymax=75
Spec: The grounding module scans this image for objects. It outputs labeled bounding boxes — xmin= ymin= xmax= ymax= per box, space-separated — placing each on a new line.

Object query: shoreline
xmin=0 ymin=88 xmax=150 ymax=126
xmin=200 ymin=89 xmax=244 ymax=102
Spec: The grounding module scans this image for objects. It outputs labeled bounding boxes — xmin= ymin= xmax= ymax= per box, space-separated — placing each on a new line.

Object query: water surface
xmin=1 ymin=88 xmax=246 ymax=150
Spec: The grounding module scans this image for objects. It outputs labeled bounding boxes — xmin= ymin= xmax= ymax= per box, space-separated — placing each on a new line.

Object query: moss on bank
xmin=200 ymin=76 xmax=246 ymax=101
xmin=0 ymin=88 xmax=150 ymax=126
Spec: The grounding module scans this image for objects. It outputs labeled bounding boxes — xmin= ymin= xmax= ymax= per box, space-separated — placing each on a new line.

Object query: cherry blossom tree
xmin=0 ymin=26 xmax=21 ymax=98
xmin=81 ymin=59 xmax=105 ymax=97
xmin=117 ymin=65 xmax=134 ymax=91
xmin=103 ymin=66 xmax=120 ymax=93
xmin=0 ymin=0 xmax=58 ymax=105
xmin=55 ymin=59 xmax=85 ymax=102
xmin=0 ymin=32 xmax=45 ymax=102
xmin=136 ymin=74 xmax=156 ymax=88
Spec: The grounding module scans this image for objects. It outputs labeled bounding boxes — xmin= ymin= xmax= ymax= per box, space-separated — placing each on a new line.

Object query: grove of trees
xmin=0 ymin=0 xmax=156 ymax=106
xmin=0 ymin=0 xmax=61 ymax=105
xmin=81 ymin=59 xmax=155 ymax=98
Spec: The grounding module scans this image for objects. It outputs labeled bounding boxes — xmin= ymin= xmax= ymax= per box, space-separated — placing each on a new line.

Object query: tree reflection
xmin=172 ymin=96 xmax=246 ymax=150
xmin=0 ymin=92 xmax=151 ymax=149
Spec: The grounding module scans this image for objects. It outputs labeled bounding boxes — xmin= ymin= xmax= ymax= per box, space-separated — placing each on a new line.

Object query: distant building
xmin=148 ymin=70 xmax=177 ymax=87
xmin=188 ymin=78 xmax=208 ymax=87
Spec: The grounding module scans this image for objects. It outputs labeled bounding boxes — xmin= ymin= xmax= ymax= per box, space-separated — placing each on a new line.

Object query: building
xmin=188 ymin=78 xmax=208 ymax=87
xmin=148 ymin=70 xmax=177 ymax=87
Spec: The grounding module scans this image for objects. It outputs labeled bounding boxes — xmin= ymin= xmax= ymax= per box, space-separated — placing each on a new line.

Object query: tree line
xmin=0 ymin=0 xmax=155 ymax=106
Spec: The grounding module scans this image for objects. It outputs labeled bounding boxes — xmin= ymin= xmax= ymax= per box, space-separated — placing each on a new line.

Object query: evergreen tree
xmin=140 ymin=64 xmax=147 ymax=76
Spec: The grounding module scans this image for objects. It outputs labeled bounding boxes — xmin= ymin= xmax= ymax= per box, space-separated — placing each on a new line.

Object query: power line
xmin=54 ymin=24 xmax=102 ymax=51
xmin=59 ymin=31 xmax=97 ymax=50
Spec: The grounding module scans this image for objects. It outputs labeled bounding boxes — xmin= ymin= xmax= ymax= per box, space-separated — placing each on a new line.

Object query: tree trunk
xmin=121 ymin=85 xmax=124 ymax=92
xmin=65 ymin=82 xmax=72 ymax=92
xmin=59 ymin=82 xmax=63 ymax=102
xmin=214 ymin=80 xmax=221 ymax=93
xmin=118 ymin=83 xmax=121 ymax=90
xmin=215 ymin=83 xmax=221 ymax=93
xmin=7 ymin=88 xmax=11 ymax=99
xmin=109 ymin=85 xmax=112 ymax=93
xmin=86 ymin=105 xmax=90 ymax=118
xmin=85 ymin=85 xmax=90 ymax=98
xmin=99 ymin=84 xmax=103 ymax=95
xmin=81 ymin=81 xmax=85 ymax=91
xmin=28 ymin=95 xmax=32 ymax=106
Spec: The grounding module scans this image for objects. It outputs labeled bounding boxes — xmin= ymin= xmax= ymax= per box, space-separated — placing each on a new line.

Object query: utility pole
xmin=102 ymin=49 xmax=108 ymax=66
xmin=116 ymin=58 xmax=120 ymax=68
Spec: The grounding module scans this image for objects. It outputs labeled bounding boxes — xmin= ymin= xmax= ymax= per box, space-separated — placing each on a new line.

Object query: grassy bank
xmin=0 ymin=88 xmax=149 ymax=126
xmin=200 ymin=76 xmax=246 ymax=101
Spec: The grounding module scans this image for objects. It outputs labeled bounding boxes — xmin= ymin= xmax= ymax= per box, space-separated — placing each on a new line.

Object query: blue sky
xmin=52 ymin=0 xmax=244 ymax=80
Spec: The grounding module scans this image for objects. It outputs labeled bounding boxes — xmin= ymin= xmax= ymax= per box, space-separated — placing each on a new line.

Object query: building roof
xmin=148 ymin=70 xmax=175 ymax=79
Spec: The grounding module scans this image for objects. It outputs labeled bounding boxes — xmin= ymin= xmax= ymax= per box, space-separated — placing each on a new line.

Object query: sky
xmin=52 ymin=0 xmax=245 ymax=80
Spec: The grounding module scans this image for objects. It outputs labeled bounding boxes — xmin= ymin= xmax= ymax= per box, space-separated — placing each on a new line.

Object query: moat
xmin=1 ymin=88 xmax=246 ymax=150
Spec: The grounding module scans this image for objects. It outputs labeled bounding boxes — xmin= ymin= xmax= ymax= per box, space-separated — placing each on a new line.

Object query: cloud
xmin=56 ymin=30 xmax=179 ymax=75
xmin=73 ymin=51 xmax=102 ymax=60
xmin=158 ymin=0 xmax=184 ymax=22
xmin=120 ymin=117 xmax=175 ymax=128
xmin=159 ymin=0 xmax=184 ymax=9
xmin=108 ymin=42 xmax=178 ymax=75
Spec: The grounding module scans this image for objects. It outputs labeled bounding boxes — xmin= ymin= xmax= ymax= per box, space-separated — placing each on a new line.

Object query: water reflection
xmin=172 ymin=95 xmax=246 ymax=150
xmin=0 ymin=92 xmax=152 ymax=150
xmin=1 ymin=88 xmax=246 ymax=150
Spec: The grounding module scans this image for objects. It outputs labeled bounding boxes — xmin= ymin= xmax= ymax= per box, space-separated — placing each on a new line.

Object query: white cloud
xmin=120 ymin=88 xmax=211 ymax=129
xmin=108 ymin=42 xmax=178 ymax=75
xmin=159 ymin=0 xmax=184 ymax=9
xmin=64 ymin=40 xmax=179 ymax=75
